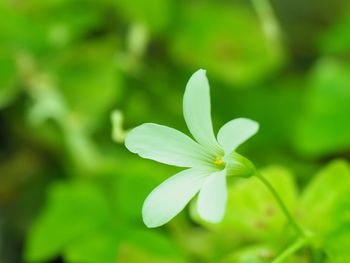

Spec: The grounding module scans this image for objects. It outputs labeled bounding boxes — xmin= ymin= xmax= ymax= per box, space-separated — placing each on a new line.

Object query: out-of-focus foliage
xmin=170 ymin=2 xmax=284 ymax=86
xmin=295 ymin=59 xmax=350 ymax=156
xmin=1 ymin=0 xmax=350 ymax=262
xmin=191 ymin=166 xmax=297 ymax=240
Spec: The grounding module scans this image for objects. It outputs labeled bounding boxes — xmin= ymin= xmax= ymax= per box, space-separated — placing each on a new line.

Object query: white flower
xmin=125 ymin=69 xmax=259 ymax=228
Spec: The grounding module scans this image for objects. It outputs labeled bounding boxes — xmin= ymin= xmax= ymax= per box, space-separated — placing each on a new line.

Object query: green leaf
xmin=126 ymin=229 xmax=183 ymax=258
xmin=0 ymin=3 xmax=48 ymax=53
xmin=51 ymin=39 xmax=123 ymax=130
xmin=299 ymin=160 xmax=350 ymax=246
xmin=191 ymin=166 xmax=297 ymax=242
xmin=114 ymin=171 xmax=155 ymax=222
xmin=118 ymin=229 xmax=185 ymax=263
xmin=319 ymin=7 xmax=350 ymax=55
xmin=24 ymin=181 xmax=111 ymax=262
xmin=113 ymin=156 xmax=179 ymax=223
xmin=321 ymin=189 xmax=350 ymax=262
xmin=64 ymin=227 xmax=121 ymax=263
xmin=170 ymin=2 xmax=283 ymax=86
xmin=221 ymin=245 xmax=282 ymax=263
xmin=113 ymin=0 xmax=173 ymax=33
xmin=295 ymin=59 xmax=350 ymax=157
xmin=0 ymin=51 xmax=18 ymax=109
xmin=39 ymin=0 xmax=107 ymax=48
xmin=324 ymin=224 xmax=350 ymax=262
xmin=0 ymin=1 xmax=107 ymax=53
xmin=64 ymin=212 xmax=184 ymax=263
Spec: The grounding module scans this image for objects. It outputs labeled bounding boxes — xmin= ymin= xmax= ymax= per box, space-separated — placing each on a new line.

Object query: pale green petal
xmin=183 ymin=69 xmax=221 ymax=155
xmin=197 ymin=169 xmax=227 ymax=223
xmin=125 ymin=123 xmax=214 ymax=167
xmin=217 ymin=118 xmax=259 ymax=155
xmin=142 ymin=168 xmax=210 ymax=228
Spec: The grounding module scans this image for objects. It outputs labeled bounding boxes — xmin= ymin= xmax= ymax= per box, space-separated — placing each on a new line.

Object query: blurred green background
xmin=1 ymin=0 xmax=350 ymax=262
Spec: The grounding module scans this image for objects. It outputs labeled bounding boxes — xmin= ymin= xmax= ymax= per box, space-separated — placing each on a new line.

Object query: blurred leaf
xmin=114 ymin=171 xmax=154 ymax=223
xmin=191 ymin=166 xmax=297 ymax=242
xmin=319 ymin=6 xmax=350 ymax=55
xmin=0 ymin=1 xmax=107 ymax=53
xmin=64 ymin=208 xmax=185 ymax=263
xmin=221 ymin=245 xmax=280 ymax=263
xmin=324 ymin=227 xmax=350 ymax=263
xmin=50 ymin=39 xmax=122 ymax=130
xmin=64 ymin=227 xmax=120 ymax=263
xmin=317 ymin=177 xmax=350 ymax=262
xmin=114 ymin=0 xmax=173 ymax=33
xmin=295 ymin=59 xmax=350 ymax=157
xmin=323 ymin=217 xmax=350 ymax=262
xmin=170 ymin=2 xmax=283 ymax=86
xmin=37 ymin=0 xmax=107 ymax=48
xmin=214 ymin=76 xmax=304 ymax=148
xmin=24 ymin=181 xmax=111 ymax=262
xmin=0 ymin=2 xmax=48 ymax=53
xmin=322 ymin=190 xmax=350 ymax=263
xmin=118 ymin=229 xmax=184 ymax=263
xmin=113 ymin=155 xmax=179 ymax=223
xmin=126 ymin=229 xmax=184 ymax=258
xmin=0 ymin=52 xmax=18 ymax=109
xmin=299 ymin=160 xmax=350 ymax=246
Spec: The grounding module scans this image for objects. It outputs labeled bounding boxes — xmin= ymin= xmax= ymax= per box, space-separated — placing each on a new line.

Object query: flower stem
xmin=250 ymin=0 xmax=284 ymax=58
xmin=272 ymin=237 xmax=307 ymax=263
xmin=255 ymin=172 xmax=306 ymax=237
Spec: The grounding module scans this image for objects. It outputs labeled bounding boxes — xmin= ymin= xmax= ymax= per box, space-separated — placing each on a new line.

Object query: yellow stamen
xmin=214 ymin=157 xmax=224 ymax=167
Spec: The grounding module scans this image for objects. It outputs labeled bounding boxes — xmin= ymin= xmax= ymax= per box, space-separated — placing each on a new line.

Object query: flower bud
xmin=225 ymin=152 xmax=256 ymax=178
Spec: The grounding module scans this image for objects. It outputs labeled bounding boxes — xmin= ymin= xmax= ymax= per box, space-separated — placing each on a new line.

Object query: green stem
xmin=250 ymin=0 xmax=284 ymax=57
xmin=272 ymin=237 xmax=307 ymax=263
xmin=255 ymin=172 xmax=306 ymax=237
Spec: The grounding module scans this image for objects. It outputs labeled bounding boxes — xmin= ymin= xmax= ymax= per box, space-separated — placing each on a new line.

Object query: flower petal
xmin=142 ymin=168 xmax=210 ymax=228
xmin=125 ymin=123 xmax=213 ymax=167
xmin=197 ymin=169 xmax=227 ymax=223
xmin=183 ymin=69 xmax=221 ymax=155
xmin=217 ymin=118 xmax=259 ymax=155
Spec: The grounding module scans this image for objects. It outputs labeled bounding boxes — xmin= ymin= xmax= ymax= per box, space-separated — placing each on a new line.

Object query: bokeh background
xmin=1 ymin=0 xmax=350 ymax=262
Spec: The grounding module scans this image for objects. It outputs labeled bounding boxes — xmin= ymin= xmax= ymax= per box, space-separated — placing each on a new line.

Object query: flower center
xmin=214 ymin=156 xmax=225 ymax=168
